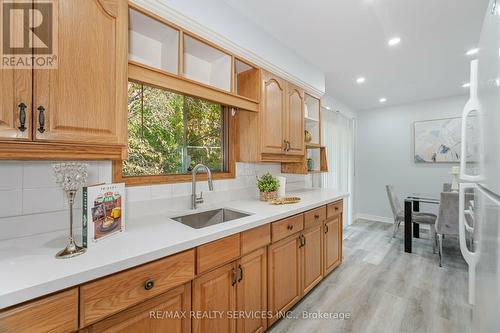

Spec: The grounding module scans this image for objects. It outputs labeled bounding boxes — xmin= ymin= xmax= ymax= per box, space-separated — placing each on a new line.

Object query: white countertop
xmin=0 ymin=188 xmax=346 ymax=309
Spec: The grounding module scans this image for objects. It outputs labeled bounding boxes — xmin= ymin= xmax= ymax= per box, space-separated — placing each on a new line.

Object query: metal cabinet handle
xmin=287 ymin=224 xmax=294 ymax=230
xmin=37 ymin=106 xmax=45 ymax=133
xmin=18 ymin=103 xmax=27 ymax=132
xmin=286 ymin=140 xmax=291 ymax=151
xmin=144 ymin=279 xmax=154 ymax=290
xmin=283 ymin=140 xmax=288 ymax=151
xmin=325 ymin=225 xmax=329 ymax=234
xmin=231 ymin=268 xmax=237 ymax=286
xmin=298 ymin=234 xmax=306 ymax=248
xmin=238 ymin=265 xmax=243 ymax=283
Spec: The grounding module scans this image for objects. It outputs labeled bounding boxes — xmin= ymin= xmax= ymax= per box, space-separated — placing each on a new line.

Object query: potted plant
xmin=256 ymin=172 xmax=280 ymax=201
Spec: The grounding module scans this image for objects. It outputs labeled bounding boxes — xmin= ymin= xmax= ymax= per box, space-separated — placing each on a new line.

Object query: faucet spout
xmin=191 ymin=164 xmax=214 ymax=209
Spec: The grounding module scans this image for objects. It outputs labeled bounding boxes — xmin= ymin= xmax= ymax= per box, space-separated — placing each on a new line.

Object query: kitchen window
xmin=114 ymin=80 xmax=233 ymax=185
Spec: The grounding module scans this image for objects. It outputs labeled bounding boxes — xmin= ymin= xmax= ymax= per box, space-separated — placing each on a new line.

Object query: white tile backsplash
xmin=0 ymin=189 xmax=22 ymax=217
xmin=0 ymin=161 xmax=310 ymax=240
xmin=22 ymin=188 xmax=65 ymax=215
xmin=0 ymin=162 xmax=22 ymax=190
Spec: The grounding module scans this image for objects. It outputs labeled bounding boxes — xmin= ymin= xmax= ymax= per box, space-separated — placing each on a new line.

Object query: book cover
xmin=82 ymin=183 xmax=125 ymax=248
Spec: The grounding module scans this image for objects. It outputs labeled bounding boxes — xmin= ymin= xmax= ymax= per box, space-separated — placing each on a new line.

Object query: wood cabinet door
xmin=192 ymin=262 xmax=237 ymax=333
xmin=260 ymin=71 xmax=285 ymax=155
xmin=285 ymin=82 xmax=304 ymax=155
xmin=0 ymin=1 xmax=32 ymax=141
xmin=236 ymin=247 xmax=267 ymax=333
xmin=301 ymin=225 xmax=323 ymax=295
xmin=33 ymin=0 xmax=127 ymax=145
xmin=267 ymin=234 xmax=301 ymax=325
xmin=83 ymin=283 xmax=191 ymax=333
xmin=323 ymin=214 xmax=342 ymax=275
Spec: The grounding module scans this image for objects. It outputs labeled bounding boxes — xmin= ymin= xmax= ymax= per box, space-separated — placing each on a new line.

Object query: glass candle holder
xmin=53 ymin=162 xmax=88 ymax=259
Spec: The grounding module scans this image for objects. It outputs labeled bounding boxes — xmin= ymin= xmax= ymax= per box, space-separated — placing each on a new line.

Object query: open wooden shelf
xmin=183 ymin=33 xmax=232 ymax=92
xmin=281 ymin=146 xmax=328 ymax=174
xmin=129 ymin=8 xmax=179 ymax=75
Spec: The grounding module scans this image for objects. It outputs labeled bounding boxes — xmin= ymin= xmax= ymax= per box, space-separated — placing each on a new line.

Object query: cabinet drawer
xmin=304 ymin=206 xmax=327 ymax=229
xmin=241 ymin=224 xmax=271 ymax=255
xmin=0 ymin=288 xmax=78 ymax=333
xmin=271 ymin=214 xmax=304 ymax=242
xmin=197 ymin=234 xmax=240 ymax=274
xmin=327 ymin=200 xmax=343 ymax=218
xmin=80 ymin=249 xmax=195 ymax=327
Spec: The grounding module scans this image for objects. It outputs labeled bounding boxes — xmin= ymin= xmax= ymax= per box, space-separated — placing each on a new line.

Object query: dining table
xmin=404 ymin=194 xmax=440 ymax=253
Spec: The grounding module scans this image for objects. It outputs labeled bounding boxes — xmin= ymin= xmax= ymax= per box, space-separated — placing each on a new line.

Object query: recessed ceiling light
xmin=388 ymin=37 xmax=401 ymax=46
xmin=356 ymin=77 xmax=366 ymax=84
xmin=462 ymin=82 xmax=471 ymax=88
xmin=466 ymin=48 xmax=479 ymax=56
xmin=379 ymin=98 xmax=387 ymax=103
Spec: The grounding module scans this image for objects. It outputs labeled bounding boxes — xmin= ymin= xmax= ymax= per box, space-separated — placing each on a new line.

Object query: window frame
xmin=114 ymin=72 xmax=236 ymax=186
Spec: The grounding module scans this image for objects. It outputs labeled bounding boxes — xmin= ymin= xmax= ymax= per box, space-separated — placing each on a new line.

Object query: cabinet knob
xmin=144 ymin=279 xmax=155 ymax=290
xmin=18 ymin=103 xmax=27 ymax=132
xmin=287 ymin=224 xmax=294 ymax=230
xmin=335 ymin=207 xmax=339 ymax=211
xmin=37 ymin=106 xmax=46 ymax=133
xmin=314 ymin=214 xmax=320 ymax=220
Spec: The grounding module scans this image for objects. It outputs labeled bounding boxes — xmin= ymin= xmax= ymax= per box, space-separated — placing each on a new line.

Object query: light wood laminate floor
xmin=268 ymin=220 xmax=472 ymax=333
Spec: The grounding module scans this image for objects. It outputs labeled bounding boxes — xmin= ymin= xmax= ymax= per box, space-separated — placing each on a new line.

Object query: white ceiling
xmin=221 ymin=0 xmax=489 ymax=110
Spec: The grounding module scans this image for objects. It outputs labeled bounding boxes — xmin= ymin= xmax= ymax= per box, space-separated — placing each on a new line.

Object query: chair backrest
xmin=436 ymin=191 xmax=459 ymax=235
xmin=385 ymin=185 xmax=402 ymax=219
xmin=443 ymin=183 xmax=452 ymax=192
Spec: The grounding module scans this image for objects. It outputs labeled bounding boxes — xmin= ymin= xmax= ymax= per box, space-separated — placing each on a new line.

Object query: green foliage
xmin=256 ymin=172 xmax=280 ymax=193
xmin=123 ymin=82 xmax=225 ymax=177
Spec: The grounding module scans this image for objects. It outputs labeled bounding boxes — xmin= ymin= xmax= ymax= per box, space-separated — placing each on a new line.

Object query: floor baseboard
xmin=354 ymin=213 xmax=393 ymax=224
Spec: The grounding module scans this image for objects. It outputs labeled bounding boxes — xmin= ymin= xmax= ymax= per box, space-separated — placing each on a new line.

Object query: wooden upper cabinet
xmin=0 ymin=67 xmax=32 ymax=141
xmin=33 ymin=0 xmax=127 ymax=145
xmin=0 ymin=1 xmax=32 ymax=141
xmin=285 ymin=82 xmax=304 ymax=155
xmin=260 ymin=71 xmax=286 ymax=155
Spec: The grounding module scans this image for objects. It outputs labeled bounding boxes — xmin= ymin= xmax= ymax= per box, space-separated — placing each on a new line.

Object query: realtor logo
xmin=1 ymin=0 xmax=57 ymax=68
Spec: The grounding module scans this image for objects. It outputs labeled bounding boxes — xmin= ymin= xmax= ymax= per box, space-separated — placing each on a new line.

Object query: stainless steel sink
xmin=172 ymin=208 xmax=250 ymax=229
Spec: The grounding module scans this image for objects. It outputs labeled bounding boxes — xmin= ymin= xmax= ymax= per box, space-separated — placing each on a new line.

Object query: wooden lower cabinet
xmin=324 ymin=213 xmax=342 ymax=275
xmin=301 ymin=225 xmax=323 ymax=295
xmin=192 ymin=262 xmax=237 ymax=333
xmin=0 ymin=288 xmax=78 ymax=333
xmin=2 ymin=203 xmax=343 ymax=333
xmin=236 ymin=248 xmax=267 ymax=333
xmin=81 ymin=283 xmax=191 ymax=333
xmin=267 ymin=234 xmax=302 ymax=325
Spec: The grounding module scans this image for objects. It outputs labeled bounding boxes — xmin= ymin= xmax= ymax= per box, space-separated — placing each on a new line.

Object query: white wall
xmin=355 ymin=95 xmax=467 ymax=221
xmin=321 ymin=95 xmax=357 ymax=119
xmin=133 ymin=0 xmax=325 ymax=94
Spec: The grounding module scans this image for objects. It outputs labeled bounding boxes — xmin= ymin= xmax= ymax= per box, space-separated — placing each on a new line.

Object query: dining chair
xmin=385 ymin=185 xmax=438 ymax=250
xmin=435 ymin=191 xmax=459 ymax=266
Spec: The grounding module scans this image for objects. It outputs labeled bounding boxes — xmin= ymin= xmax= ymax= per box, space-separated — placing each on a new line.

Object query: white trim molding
xmin=131 ymin=0 xmax=325 ymax=97
xmin=354 ymin=213 xmax=393 ymax=224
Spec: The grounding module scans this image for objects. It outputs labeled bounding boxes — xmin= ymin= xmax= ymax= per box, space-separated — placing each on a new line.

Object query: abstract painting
xmin=414 ymin=117 xmax=462 ymax=163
